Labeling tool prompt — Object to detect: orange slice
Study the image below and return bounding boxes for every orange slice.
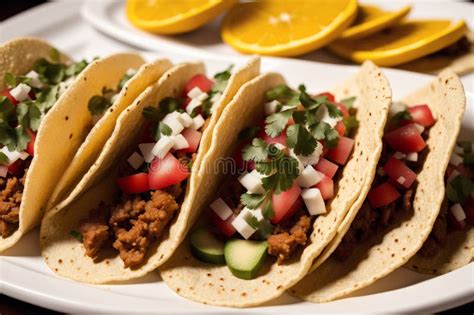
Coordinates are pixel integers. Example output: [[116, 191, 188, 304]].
[[126, 0, 237, 34], [329, 20, 468, 67], [340, 4, 411, 40], [220, 0, 357, 57]]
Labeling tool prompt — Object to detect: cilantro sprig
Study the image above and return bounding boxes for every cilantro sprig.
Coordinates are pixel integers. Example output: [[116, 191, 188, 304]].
[[142, 97, 183, 141], [446, 175, 474, 204]]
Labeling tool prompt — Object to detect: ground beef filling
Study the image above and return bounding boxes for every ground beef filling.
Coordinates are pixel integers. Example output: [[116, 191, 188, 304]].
[[268, 211, 312, 264], [0, 170, 27, 238], [79, 186, 181, 268], [418, 198, 450, 258]]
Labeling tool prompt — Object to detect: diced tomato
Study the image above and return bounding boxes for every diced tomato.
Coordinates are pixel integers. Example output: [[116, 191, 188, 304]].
[[260, 129, 287, 147], [287, 117, 295, 126], [336, 103, 350, 118], [408, 105, 435, 127], [326, 136, 354, 165], [117, 173, 149, 194], [335, 121, 346, 136], [271, 184, 301, 224], [280, 197, 304, 223], [317, 92, 335, 102], [322, 147, 329, 156], [209, 211, 236, 237], [182, 97, 191, 110], [177, 128, 202, 154], [141, 122, 155, 143], [7, 159, 24, 176], [384, 124, 426, 153], [464, 197, 474, 225], [26, 129, 36, 156], [1, 89, 18, 105], [183, 74, 213, 96], [368, 182, 401, 208], [448, 208, 466, 230], [314, 175, 334, 200], [383, 157, 416, 189], [148, 153, 189, 190], [314, 158, 339, 178]]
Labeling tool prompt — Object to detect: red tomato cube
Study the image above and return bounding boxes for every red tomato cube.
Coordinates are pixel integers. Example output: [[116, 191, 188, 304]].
[[183, 74, 213, 96], [314, 175, 334, 200], [335, 121, 346, 136], [368, 182, 401, 208], [1, 89, 18, 105], [316, 92, 335, 102], [178, 128, 202, 153], [336, 102, 350, 118], [260, 128, 288, 147], [209, 211, 236, 237], [384, 124, 426, 153], [7, 159, 24, 176], [271, 184, 301, 224], [408, 105, 435, 127], [326, 136, 354, 165], [314, 158, 339, 178], [26, 129, 36, 156], [383, 157, 417, 189], [117, 173, 149, 195], [148, 153, 189, 190]]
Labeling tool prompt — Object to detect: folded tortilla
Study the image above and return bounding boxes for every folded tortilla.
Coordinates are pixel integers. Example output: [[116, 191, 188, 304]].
[[0, 37, 161, 252], [40, 57, 260, 283], [289, 68, 466, 302], [158, 61, 392, 307]]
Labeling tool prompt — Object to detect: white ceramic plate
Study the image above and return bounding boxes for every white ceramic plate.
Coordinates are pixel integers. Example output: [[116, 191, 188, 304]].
[[0, 1, 473, 313]]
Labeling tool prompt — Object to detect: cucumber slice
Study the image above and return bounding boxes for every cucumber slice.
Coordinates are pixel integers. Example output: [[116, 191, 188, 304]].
[[224, 239, 268, 280], [190, 227, 225, 264]]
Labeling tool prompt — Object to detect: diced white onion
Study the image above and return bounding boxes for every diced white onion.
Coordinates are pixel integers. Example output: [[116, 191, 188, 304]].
[[293, 141, 323, 166], [450, 203, 466, 222], [301, 188, 326, 216], [10, 83, 31, 102], [26, 71, 42, 88], [264, 100, 280, 115], [0, 147, 23, 165], [197, 92, 209, 102], [177, 112, 193, 128], [172, 134, 189, 150], [186, 98, 202, 115], [252, 208, 264, 222], [389, 102, 407, 117], [190, 114, 205, 130], [138, 143, 156, 163], [127, 152, 144, 170], [414, 123, 425, 134], [406, 152, 418, 162], [231, 209, 256, 239], [238, 170, 265, 194], [152, 136, 175, 159], [19, 151, 29, 160], [210, 198, 233, 220], [280, 104, 297, 112], [450, 153, 463, 166], [393, 152, 406, 159], [397, 176, 406, 185], [187, 86, 203, 99], [297, 166, 324, 188], [162, 112, 184, 135]]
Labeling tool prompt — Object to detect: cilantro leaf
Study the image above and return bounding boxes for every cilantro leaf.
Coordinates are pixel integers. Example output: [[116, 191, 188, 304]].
[[299, 87, 317, 108], [266, 84, 297, 102], [287, 124, 317, 156], [244, 214, 260, 230], [340, 96, 356, 109], [260, 154, 299, 194], [389, 110, 412, 127], [35, 85, 59, 113], [117, 71, 135, 90], [446, 175, 474, 204], [159, 122, 172, 137], [160, 97, 181, 114], [0, 152, 8, 165], [343, 116, 359, 135], [50, 48, 60, 63], [326, 103, 342, 118], [241, 193, 266, 209], [88, 95, 112, 116], [65, 60, 88, 77], [265, 109, 292, 137], [69, 230, 83, 242], [212, 65, 233, 93], [142, 106, 161, 121], [262, 199, 274, 219], [325, 128, 339, 148], [238, 126, 260, 140], [242, 138, 268, 162], [0, 96, 16, 122]]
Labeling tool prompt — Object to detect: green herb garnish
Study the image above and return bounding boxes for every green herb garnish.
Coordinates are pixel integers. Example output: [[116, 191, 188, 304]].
[[446, 175, 474, 204], [88, 95, 112, 116], [69, 230, 83, 242]]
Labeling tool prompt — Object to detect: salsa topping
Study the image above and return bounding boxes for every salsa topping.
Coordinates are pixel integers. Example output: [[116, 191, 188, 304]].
[[190, 86, 358, 279], [334, 102, 436, 261], [73, 69, 232, 267]]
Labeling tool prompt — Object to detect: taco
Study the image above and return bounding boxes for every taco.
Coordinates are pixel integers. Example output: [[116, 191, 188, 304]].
[[406, 141, 473, 274], [289, 69, 466, 302], [158, 61, 391, 307], [40, 57, 260, 283], [0, 37, 171, 252]]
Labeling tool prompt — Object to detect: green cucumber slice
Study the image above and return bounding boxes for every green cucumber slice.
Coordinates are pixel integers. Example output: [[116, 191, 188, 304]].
[[190, 227, 225, 264], [224, 239, 268, 280]]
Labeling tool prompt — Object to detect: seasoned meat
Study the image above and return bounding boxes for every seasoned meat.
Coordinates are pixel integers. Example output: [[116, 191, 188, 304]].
[[0, 171, 27, 238], [78, 205, 110, 257], [111, 190, 179, 268], [418, 198, 448, 258], [78, 190, 179, 268], [268, 213, 311, 264]]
